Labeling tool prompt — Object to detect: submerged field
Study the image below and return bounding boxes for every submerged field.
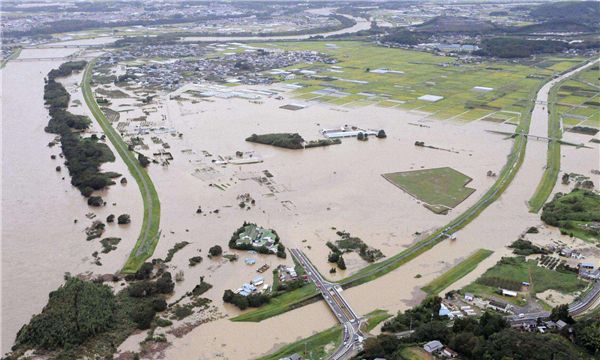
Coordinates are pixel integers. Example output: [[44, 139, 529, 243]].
[[383, 167, 476, 213], [253, 41, 583, 123]]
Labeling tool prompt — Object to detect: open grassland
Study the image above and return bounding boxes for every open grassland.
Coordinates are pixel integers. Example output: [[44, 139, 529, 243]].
[[252, 41, 580, 123], [256, 309, 390, 360], [422, 249, 493, 295], [83, 61, 161, 273], [399, 347, 434, 360], [383, 167, 476, 210], [463, 256, 587, 305]]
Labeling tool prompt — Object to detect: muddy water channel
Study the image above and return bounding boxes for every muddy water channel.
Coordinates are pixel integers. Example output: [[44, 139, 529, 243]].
[[1, 42, 140, 354]]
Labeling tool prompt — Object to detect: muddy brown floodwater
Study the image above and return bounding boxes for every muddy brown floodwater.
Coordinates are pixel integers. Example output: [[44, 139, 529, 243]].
[[1, 40, 142, 354]]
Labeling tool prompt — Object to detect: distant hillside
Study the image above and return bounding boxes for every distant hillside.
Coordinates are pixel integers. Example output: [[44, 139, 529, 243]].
[[530, 1, 600, 26], [511, 21, 597, 34], [415, 16, 497, 33]]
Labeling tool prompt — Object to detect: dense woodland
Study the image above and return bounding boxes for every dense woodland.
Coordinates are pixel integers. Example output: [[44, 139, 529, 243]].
[[541, 189, 600, 237], [9, 264, 180, 359], [44, 61, 119, 197]]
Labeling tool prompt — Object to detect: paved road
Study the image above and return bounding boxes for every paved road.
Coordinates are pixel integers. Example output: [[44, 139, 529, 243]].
[[290, 249, 363, 360]]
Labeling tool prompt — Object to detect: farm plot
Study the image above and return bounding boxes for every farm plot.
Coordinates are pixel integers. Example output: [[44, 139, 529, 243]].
[[382, 167, 475, 214]]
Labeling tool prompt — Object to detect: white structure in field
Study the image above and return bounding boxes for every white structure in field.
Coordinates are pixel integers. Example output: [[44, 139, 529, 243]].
[[418, 94, 444, 102]]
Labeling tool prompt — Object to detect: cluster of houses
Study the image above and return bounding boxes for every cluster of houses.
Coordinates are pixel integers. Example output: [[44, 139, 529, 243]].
[[236, 224, 279, 253], [276, 264, 299, 283], [234, 275, 268, 297], [100, 45, 333, 91]]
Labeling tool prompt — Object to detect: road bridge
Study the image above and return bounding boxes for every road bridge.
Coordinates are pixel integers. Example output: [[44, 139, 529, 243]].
[[290, 249, 364, 360]]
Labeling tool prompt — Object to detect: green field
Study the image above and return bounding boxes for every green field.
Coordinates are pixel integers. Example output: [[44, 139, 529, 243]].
[[463, 256, 587, 305], [232, 283, 319, 322], [422, 249, 493, 295], [555, 65, 600, 128], [251, 41, 579, 123], [383, 167, 476, 210], [83, 61, 161, 273], [256, 309, 390, 360]]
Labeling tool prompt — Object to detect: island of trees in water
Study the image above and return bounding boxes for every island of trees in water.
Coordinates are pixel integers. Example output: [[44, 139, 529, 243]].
[[44, 61, 119, 197]]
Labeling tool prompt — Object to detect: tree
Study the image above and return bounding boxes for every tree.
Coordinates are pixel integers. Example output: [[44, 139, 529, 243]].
[[131, 304, 155, 330], [357, 132, 364, 141], [337, 255, 346, 270], [208, 245, 222, 257], [550, 304, 574, 324], [87, 196, 103, 207], [106, 214, 115, 223], [155, 273, 174, 294], [152, 298, 167, 312], [117, 214, 131, 224], [328, 252, 340, 263], [574, 317, 600, 354], [276, 243, 286, 258], [376, 129, 387, 138], [14, 278, 116, 350], [562, 173, 570, 185]]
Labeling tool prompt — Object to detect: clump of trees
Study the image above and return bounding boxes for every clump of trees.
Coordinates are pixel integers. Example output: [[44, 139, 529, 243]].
[[43, 61, 118, 198], [117, 214, 131, 224], [474, 37, 568, 58], [14, 278, 116, 350], [245, 133, 305, 149], [222, 289, 270, 310], [208, 245, 223, 257], [508, 238, 547, 256], [541, 189, 600, 237]]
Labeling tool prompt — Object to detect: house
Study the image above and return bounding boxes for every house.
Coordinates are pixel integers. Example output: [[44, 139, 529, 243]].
[[487, 299, 512, 313], [464, 293, 474, 301], [423, 340, 444, 353], [556, 320, 568, 331], [439, 303, 452, 317], [442, 347, 459, 358]]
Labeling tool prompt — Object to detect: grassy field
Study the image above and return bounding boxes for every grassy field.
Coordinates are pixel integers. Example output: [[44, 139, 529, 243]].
[[399, 347, 434, 360], [251, 41, 578, 123], [463, 256, 587, 305], [232, 283, 319, 322], [256, 309, 390, 360], [383, 167, 476, 210], [83, 61, 161, 273], [422, 249, 493, 295]]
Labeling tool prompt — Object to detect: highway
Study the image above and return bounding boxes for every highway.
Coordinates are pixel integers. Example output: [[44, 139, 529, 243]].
[[290, 249, 363, 360]]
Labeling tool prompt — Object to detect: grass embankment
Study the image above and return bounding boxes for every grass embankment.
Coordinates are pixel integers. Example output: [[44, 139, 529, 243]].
[[232, 283, 318, 322], [82, 61, 161, 273], [256, 309, 390, 360], [422, 249, 493, 295], [528, 59, 597, 212], [463, 256, 587, 306], [0, 47, 21, 69]]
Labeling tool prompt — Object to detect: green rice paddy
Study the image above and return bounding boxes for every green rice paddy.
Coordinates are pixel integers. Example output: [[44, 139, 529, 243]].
[[251, 41, 583, 123]]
